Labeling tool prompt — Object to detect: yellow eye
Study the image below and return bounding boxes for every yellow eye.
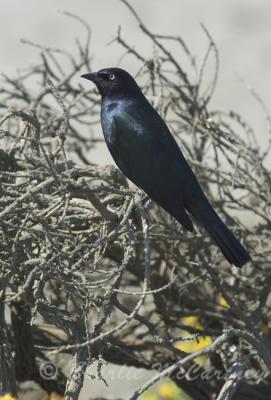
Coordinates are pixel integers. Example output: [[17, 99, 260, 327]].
[[109, 74, 115, 80]]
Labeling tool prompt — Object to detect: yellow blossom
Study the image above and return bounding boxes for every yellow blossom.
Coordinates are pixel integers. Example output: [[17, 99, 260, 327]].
[[157, 380, 177, 398], [218, 296, 230, 309], [175, 315, 213, 365], [182, 316, 204, 331], [0, 394, 17, 400]]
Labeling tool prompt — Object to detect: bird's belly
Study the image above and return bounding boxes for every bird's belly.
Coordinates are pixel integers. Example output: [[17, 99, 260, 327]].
[[102, 127, 154, 189], [107, 130, 145, 175]]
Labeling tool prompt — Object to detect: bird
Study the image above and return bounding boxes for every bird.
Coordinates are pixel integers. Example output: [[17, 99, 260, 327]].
[[81, 68, 251, 268]]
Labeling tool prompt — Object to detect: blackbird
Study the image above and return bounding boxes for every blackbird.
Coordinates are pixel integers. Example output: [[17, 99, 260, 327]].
[[81, 68, 250, 267]]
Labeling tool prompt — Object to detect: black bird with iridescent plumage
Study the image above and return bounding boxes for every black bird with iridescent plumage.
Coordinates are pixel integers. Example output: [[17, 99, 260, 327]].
[[81, 68, 250, 268]]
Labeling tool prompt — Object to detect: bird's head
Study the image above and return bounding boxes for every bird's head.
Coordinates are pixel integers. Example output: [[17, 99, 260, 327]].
[[81, 68, 142, 99]]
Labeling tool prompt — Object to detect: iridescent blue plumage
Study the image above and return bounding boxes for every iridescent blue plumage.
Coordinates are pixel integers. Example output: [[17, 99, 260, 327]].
[[101, 98, 144, 144]]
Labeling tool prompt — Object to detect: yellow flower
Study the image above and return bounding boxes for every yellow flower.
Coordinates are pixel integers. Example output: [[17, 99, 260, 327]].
[[218, 296, 230, 309], [176, 315, 213, 365], [182, 316, 203, 330], [157, 380, 177, 398], [0, 394, 17, 400], [142, 392, 158, 400], [176, 336, 212, 366]]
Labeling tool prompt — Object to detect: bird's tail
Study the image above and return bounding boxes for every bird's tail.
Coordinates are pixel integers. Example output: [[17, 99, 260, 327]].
[[189, 201, 251, 268]]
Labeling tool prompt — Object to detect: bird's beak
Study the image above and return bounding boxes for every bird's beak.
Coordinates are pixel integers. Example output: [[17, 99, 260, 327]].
[[81, 71, 105, 95], [81, 72, 98, 82]]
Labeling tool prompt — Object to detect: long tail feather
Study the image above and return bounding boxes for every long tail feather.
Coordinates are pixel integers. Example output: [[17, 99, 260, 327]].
[[190, 201, 251, 267]]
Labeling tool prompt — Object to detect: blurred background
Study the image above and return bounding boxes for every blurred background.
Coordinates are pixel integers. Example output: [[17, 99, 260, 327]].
[[1, 1, 270, 399]]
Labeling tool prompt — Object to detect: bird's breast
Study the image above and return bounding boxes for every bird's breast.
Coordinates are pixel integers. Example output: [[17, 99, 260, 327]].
[[101, 98, 144, 145]]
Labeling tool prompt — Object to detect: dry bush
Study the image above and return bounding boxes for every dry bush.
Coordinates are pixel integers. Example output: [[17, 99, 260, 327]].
[[0, 3, 271, 400]]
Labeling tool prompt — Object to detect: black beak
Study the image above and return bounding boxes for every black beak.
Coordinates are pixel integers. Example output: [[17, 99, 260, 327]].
[[81, 72, 98, 82]]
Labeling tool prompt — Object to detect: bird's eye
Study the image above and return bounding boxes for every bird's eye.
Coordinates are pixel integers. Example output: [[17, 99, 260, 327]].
[[109, 74, 115, 80]]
